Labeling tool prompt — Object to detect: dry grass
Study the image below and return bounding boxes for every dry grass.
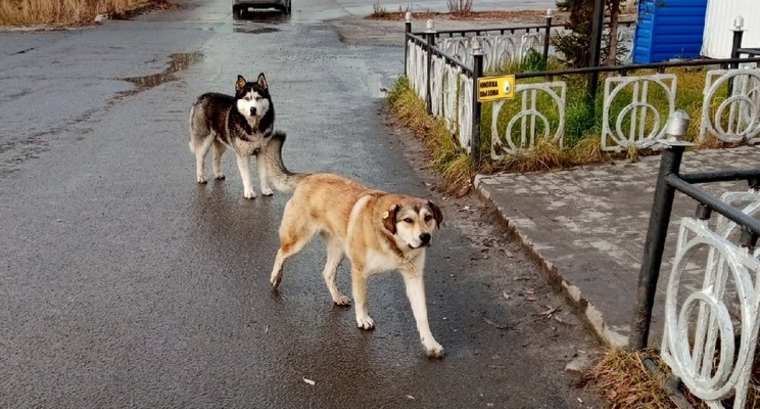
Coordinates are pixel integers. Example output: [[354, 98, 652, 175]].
[[496, 139, 569, 173], [588, 349, 682, 409], [388, 77, 472, 193], [446, 0, 473, 17], [588, 347, 760, 409], [0, 0, 162, 26], [369, 0, 388, 19], [567, 137, 610, 165]]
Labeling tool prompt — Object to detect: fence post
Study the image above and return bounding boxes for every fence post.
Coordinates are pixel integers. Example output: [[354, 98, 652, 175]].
[[730, 16, 745, 68], [404, 12, 412, 77], [425, 19, 436, 114], [728, 16, 745, 96], [543, 9, 554, 68], [471, 40, 484, 169], [628, 111, 692, 351]]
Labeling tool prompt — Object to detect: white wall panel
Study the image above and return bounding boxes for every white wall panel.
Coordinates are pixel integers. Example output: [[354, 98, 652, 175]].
[[702, 0, 760, 58]]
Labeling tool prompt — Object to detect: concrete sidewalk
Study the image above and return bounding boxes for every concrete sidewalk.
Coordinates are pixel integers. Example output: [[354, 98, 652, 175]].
[[475, 146, 760, 347]]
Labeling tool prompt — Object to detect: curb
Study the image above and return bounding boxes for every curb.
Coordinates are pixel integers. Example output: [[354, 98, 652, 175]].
[[474, 174, 628, 348]]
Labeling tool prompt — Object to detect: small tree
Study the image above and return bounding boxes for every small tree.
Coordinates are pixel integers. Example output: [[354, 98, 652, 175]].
[[447, 0, 473, 16], [551, 0, 626, 67], [552, 0, 596, 68]]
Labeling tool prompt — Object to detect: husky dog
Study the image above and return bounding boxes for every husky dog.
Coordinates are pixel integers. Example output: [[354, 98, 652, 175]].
[[260, 131, 446, 358], [189, 73, 274, 199]]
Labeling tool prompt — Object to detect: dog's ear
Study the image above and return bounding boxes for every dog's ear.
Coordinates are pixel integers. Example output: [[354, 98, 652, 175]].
[[382, 204, 400, 235], [428, 200, 443, 229], [236, 75, 247, 92], [257, 73, 268, 90]]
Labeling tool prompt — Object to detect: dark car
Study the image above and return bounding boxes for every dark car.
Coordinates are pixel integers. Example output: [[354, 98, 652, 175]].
[[233, 0, 291, 17]]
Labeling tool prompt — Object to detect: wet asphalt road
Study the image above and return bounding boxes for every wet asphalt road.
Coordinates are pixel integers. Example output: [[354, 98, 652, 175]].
[[0, 1, 597, 408]]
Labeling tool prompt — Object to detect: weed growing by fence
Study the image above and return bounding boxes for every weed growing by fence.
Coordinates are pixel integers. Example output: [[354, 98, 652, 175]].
[[388, 77, 472, 192]]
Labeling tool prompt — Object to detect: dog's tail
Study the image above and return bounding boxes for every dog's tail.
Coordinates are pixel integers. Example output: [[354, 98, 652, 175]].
[[261, 131, 306, 192]]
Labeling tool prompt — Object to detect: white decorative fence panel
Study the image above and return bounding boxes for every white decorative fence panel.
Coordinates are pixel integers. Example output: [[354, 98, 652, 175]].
[[406, 40, 427, 101], [661, 191, 760, 408], [491, 81, 566, 159], [602, 74, 677, 152], [438, 33, 544, 72], [458, 77, 474, 153], [699, 68, 760, 144], [430, 55, 444, 117], [442, 63, 460, 134]]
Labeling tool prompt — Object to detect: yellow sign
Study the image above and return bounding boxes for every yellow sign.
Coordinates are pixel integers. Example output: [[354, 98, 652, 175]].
[[477, 75, 516, 102]]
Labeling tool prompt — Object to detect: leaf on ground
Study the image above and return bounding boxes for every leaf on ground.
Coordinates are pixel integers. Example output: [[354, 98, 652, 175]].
[[539, 307, 560, 318], [483, 316, 513, 330], [302, 377, 315, 386]]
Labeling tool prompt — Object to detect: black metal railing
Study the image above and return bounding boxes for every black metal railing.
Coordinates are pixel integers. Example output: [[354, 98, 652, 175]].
[[628, 143, 760, 351], [411, 19, 637, 38], [738, 48, 760, 57], [403, 16, 760, 170], [405, 28, 481, 165]]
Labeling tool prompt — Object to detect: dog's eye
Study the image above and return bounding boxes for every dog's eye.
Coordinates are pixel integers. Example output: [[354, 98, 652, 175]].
[[244, 96, 251, 101], [403, 218, 414, 224], [424, 214, 433, 222], [255, 96, 263, 101]]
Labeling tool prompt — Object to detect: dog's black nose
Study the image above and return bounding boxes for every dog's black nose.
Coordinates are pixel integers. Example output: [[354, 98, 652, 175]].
[[250, 107, 257, 116], [419, 233, 431, 245]]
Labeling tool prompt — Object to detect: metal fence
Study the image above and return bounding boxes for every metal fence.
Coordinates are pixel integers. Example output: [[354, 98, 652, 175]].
[[628, 126, 760, 407], [404, 15, 760, 169]]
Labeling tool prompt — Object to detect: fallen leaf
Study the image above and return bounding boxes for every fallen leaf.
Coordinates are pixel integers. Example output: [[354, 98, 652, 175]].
[[502, 291, 510, 300], [483, 316, 512, 330], [406, 395, 415, 400], [539, 307, 560, 318], [303, 377, 315, 386], [525, 296, 537, 302]]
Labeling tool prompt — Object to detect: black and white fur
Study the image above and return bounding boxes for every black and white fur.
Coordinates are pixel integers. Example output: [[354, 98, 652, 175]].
[[188, 73, 275, 199]]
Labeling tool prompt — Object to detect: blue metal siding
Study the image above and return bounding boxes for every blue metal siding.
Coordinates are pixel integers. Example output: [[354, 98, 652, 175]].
[[633, 0, 708, 63]]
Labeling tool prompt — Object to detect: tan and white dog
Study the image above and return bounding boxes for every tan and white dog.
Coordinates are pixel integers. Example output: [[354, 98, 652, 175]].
[[262, 131, 446, 358]]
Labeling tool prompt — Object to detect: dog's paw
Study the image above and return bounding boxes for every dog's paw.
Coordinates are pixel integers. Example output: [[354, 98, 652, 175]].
[[423, 340, 445, 359], [270, 272, 282, 288], [215, 173, 225, 180], [356, 315, 375, 330], [333, 295, 351, 306], [244, 190, 257, 200], [197, 175, 208, 184], [261, 187, 274, 196]]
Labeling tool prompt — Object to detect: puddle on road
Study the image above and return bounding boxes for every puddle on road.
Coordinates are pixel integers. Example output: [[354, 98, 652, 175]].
[[123, 52, 204, 93], [338, 57, 387, 99], [233, 26, 280, 34]]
